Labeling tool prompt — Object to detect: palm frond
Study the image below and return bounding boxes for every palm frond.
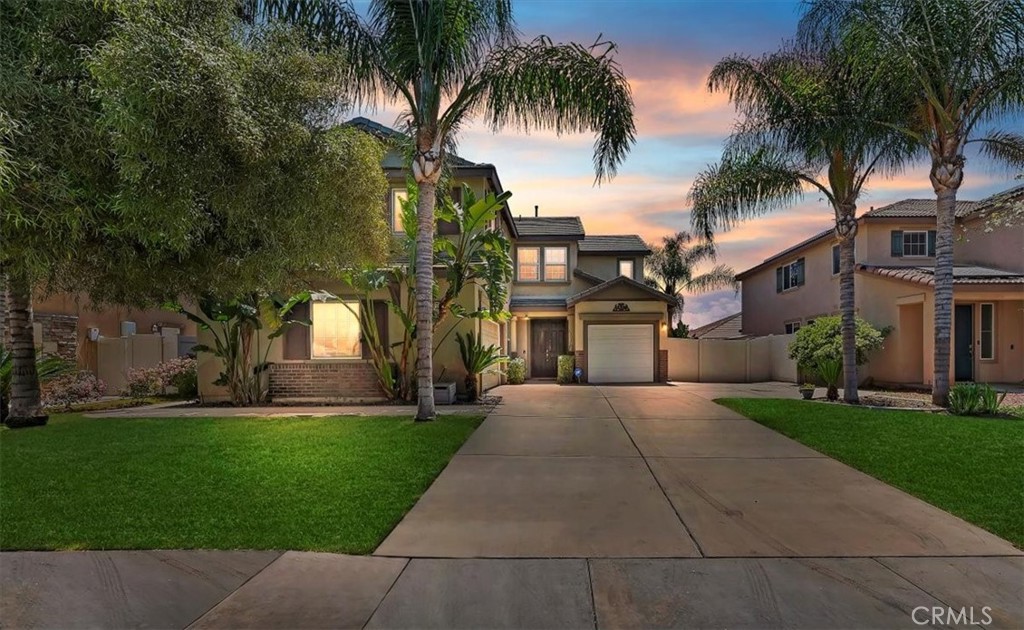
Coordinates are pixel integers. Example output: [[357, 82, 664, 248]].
[[970, 131, 1024, 169], [688, 149, 806, 240], [475, 35, 636, 183], [686, 265, 739, 294]]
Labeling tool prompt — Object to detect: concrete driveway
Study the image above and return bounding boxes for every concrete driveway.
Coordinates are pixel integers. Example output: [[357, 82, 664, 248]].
[[376, 382, 1018, 559]]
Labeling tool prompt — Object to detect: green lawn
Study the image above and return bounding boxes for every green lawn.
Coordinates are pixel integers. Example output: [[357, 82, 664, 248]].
[[0, 413, 483, 553], [718, 398, 1024, 548]]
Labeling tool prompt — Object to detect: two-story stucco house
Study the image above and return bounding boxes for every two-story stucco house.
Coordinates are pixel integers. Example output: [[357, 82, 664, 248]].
[[738, 185, 1024, 386], [197, 118, 670, 402]]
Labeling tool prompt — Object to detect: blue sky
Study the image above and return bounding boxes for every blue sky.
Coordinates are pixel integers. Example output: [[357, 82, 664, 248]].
[[355, 1, 1018, 327]]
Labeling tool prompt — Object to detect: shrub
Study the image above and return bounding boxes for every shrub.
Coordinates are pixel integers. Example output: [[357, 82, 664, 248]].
[[556, 355, 575, 384], [815, 359, 842, 401], [123, 357, 198, 399], [949, 383, 1006, 416], [42, 371, 107, 410], [506, 356, 526, 384], [788, 316, 888, 372]]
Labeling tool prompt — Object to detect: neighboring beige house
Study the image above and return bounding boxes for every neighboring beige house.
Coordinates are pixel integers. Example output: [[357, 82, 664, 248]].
[[739, 185, 1024, 386], [689, 312, 747, 339], [198, 118, 671, 402]]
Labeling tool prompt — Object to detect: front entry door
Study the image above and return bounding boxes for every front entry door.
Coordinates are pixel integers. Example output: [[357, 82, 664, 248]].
[[530, 319, 567, 378], [954, 304, 974, 382]]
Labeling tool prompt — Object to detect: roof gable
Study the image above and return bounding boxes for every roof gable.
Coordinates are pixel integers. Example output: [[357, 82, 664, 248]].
[[566, 275, 674, 306]]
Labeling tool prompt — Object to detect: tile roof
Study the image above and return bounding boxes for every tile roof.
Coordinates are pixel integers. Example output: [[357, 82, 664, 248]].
[[566, 275, 675, 306], [858, 264, 1024, 286], [346, 117, 479, 167], [864, 199, 983, 218], [689, 312, 747, 339], [509, 296, 567, 310], [512, 216, 585, 239], [578, 235, 652, 255], [573, 268, 606, 285]]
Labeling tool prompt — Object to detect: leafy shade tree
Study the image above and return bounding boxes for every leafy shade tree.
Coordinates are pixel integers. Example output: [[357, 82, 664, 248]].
[[788, 315, 889, 399], [688, 44, 914, 404], [257, 0, 636, 420], [1, 1, 389, 424], [801, 0, 1024, 406], [644, 232, 736, 330]]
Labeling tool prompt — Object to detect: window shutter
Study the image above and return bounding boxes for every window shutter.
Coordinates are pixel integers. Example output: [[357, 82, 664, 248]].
[[927, 230, 936, 256], [282, 302, 310, 360], [438, 186, 462, 235], [776, 267, 783, 293], [891, 231, 904, 257], [832, 245, 841, 275], [360, 301, 390, 359], [796, 258, 806, 286]]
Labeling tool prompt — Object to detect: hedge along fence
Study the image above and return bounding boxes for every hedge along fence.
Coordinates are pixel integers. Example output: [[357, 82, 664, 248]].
[[665, 335, 797, 383]]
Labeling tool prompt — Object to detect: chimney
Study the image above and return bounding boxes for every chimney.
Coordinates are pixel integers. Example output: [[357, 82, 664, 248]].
[[534, 205, 539, 217]]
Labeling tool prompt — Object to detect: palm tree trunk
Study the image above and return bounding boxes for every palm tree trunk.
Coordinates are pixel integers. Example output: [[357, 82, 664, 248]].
[[930, 154, 963, 407], [414, 180, 438, 421], [839, 233, 858, 403], [5, 269, 47, 428]]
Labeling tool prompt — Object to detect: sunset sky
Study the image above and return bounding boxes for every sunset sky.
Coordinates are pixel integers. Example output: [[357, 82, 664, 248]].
[[355, 0, 1017, 327]]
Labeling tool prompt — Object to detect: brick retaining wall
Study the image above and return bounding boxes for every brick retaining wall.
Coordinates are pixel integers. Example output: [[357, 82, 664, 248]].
[[35, 312, 79, 361], [269, 361, 383, 401]]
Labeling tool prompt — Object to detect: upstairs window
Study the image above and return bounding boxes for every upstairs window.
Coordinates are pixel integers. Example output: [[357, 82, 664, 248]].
[[785, 321, 802, 334], [891, 230, 936, 257], [776, 258, 805, 292], [618, 258, 635, 279], [517, 247, 540, 281], [544, 247, 568, 281]]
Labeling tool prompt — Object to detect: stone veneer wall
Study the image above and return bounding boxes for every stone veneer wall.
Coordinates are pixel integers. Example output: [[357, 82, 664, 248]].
[[268, 362, 383, 401], [34, 313, 79, 361]]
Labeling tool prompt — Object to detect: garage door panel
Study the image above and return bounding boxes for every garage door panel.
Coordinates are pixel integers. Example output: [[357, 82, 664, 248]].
[[588, 324, 654, 383]]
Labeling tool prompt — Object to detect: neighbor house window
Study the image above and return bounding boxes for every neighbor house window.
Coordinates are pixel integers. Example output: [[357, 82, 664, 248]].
[[391, 188, 408, 232], [902, 230, 928, 257], [311, 301, 361, 358], [517, 247, 540, 281], [784, 321, 801, 334], [618, 258, 634, 278], [980, 303, 995, 360], [776, 258, 805, 292], [832, 245, 841, 275], [544, 247, 568, 281]]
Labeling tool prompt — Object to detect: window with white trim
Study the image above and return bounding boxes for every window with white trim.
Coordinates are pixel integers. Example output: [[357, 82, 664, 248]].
[[311, 301, 361, 359], [777, 258, 804, 292], [902, 230, 928, 257], [980, 303, 995, 360], [784, 321, 801, 334], [517, 247, 540, 281], [543, 247, 568, 281], [391, 188, 408, 233], [618, 258, 634, 278]]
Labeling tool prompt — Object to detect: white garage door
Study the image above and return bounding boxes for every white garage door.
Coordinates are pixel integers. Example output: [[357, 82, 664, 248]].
[[587, 324, 654, 383]]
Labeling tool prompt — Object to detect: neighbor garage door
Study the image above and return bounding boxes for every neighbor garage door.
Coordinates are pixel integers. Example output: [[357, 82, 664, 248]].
[[587, 324, 654, 383]]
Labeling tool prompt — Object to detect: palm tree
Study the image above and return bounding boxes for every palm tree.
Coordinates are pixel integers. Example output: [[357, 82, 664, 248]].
[[801, 0, 1024, 405], [255, 0, 636, 420], [688, 43, 915, 403], [645, 232, 736, 330]]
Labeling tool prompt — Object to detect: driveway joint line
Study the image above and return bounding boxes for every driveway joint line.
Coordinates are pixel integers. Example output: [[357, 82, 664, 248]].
[[599, 388, 707, 558], [585, 559, 599, 630], [183, 551, 285, 630], [870, 557, 959, 612], [361, 557, 411, 630]]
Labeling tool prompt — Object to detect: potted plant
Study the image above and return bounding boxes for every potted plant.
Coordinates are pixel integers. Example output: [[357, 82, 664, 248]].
[[799, 383, 816, 400]]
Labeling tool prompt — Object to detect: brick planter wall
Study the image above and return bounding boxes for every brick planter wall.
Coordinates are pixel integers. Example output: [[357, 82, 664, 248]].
[[658, 349, 669, 383], [269, 361, 384, 401], [574, 350, 586, 383]]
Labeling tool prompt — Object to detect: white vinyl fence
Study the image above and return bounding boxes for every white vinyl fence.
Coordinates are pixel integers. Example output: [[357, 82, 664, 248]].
[[665, 334, 797, 383]]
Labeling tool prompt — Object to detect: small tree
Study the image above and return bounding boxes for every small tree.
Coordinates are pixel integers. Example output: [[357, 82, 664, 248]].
[[180, 293, 311, 406], [788, 316, 888, 394], [456, 331, 505, 402]]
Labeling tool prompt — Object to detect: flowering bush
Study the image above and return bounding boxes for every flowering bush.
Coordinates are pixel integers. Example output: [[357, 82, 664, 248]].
[[123, 357, 198, 399], [42, 371, 107, 410]]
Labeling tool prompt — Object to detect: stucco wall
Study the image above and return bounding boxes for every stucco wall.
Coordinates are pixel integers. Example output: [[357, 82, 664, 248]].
[[957, 216, 1024, 272], [577, 254, 642, 282]]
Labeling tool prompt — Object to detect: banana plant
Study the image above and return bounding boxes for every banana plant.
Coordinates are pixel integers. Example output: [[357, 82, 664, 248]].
[[176, 292, 310, 405]]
